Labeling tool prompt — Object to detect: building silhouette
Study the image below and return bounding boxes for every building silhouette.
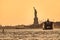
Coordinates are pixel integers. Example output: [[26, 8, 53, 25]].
[[54, 22, 60, 28], [43, 19, 53, 30]]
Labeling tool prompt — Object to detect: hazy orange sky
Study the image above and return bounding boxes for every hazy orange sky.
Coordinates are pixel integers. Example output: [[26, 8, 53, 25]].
[[0, 0, 60, 26]]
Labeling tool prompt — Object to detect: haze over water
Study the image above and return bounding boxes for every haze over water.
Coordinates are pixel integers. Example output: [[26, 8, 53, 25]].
[[0, 0, 60, 26]]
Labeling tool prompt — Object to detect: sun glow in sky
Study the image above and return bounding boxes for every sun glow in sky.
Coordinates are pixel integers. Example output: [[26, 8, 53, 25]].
[[0, 0, 60, 25]]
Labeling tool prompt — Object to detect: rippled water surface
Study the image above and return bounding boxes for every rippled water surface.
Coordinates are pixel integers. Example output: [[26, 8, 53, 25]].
[[0, 29, 60, 40]]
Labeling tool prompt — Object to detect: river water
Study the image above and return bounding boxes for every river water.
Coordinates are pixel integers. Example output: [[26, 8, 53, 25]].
[[0, 29, 60, 40]]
